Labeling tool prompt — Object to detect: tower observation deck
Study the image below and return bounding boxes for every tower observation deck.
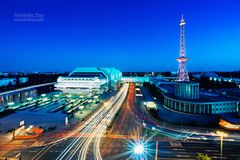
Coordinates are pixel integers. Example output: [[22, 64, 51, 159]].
[[176, 15, 189, 81]]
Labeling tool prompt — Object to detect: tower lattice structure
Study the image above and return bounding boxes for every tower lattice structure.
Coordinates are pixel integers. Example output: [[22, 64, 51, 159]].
[[176, 15, 189, 81]]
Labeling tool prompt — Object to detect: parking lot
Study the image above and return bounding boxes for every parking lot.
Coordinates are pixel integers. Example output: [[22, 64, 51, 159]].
[[0, 90, 114, 144]]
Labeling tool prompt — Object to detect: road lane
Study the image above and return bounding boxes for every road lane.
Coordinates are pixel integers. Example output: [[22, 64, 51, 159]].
[[29, 83, 129, 160]]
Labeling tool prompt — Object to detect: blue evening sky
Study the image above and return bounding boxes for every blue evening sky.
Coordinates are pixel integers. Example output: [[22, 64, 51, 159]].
[[0, 0, 240, 72]]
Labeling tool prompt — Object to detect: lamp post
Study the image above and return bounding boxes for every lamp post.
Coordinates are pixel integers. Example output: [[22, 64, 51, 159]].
[[216, 131, 228, 160]]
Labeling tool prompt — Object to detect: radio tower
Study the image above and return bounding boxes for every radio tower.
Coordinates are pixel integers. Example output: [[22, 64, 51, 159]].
[[176, 15, 189, 81]]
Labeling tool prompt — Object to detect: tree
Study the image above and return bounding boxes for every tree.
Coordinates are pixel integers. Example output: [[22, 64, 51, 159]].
[[196, 153, 212, 160]]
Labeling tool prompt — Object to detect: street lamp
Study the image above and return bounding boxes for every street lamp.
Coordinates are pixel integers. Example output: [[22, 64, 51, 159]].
[[216, 131, 228, 160], [7, 102, 15, 106], [27, 97, 33, 101], [41, 94, 46, 97]]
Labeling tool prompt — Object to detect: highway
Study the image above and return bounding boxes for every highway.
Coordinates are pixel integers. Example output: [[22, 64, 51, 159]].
[[110, 82, 142, 136], [12, 83, 129, 160], [101, 83, 144, 159], [137, 86, 240, 142], [100, 83, 240, 160], [3, 82, 240, 160], [138, 85, 240, 159]]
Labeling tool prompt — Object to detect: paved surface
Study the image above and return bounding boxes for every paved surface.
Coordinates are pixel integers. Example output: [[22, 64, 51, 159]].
[[0, 89, 115, 158], [101, 83, 143, 159], [100, 83, 240, 160], [1, 83, 240, 160], [2, 84, 129, 160]]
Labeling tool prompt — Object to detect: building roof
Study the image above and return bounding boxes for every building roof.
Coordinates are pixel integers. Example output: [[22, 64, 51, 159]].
[[67, 67, 122, 81], [175, 81, 199, 85], [160, 83, 240, 103], [69, 67, 102, 76]]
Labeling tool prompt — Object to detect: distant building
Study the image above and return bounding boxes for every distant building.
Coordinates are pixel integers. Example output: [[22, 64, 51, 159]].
[[54, 67, 122, 94], [0, 72, 9, 76], [121, 76, 150, 83], [192, 72, 240, 86], [0, 77, 28, 87], [0, 83, 54, 112], [19, 77, 28, 84], [0, 78, 16, 87], [192, 72, 220, 79], [0, 88, 37, 112]]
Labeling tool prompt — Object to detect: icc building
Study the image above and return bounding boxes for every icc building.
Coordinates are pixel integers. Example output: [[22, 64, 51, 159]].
[[55, 67, 122, 94]]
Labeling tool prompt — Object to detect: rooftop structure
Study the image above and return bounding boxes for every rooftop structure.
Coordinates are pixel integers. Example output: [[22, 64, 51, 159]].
[[162, 83, 239, 115], [175, 81, 199, 99]]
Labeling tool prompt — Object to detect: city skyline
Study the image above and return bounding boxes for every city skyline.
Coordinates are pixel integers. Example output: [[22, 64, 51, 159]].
[[1, 0, 240, 72], [1, 1, 240, 160]]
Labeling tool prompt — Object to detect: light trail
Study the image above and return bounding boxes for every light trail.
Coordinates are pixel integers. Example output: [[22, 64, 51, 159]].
[[57, 83, 129, 160], [32, 83, 129, 160], [93, 86, 129, 160]]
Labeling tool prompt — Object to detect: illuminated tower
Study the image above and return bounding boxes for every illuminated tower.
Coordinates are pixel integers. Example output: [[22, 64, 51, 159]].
[[176, 15, 189, 81]]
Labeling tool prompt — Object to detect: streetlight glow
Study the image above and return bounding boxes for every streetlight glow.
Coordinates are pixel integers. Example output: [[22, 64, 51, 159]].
[[216, 131, 228, 137], [27, 97, 33, 101], [134, 143, 144, 154], [7, 102, 15, 106]]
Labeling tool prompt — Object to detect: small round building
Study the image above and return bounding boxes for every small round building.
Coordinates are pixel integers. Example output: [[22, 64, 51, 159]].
[[155, 16, 240, 126], [162, 82, 239, 115]]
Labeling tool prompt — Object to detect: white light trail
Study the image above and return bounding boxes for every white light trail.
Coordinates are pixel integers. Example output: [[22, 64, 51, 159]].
[[36, 83, 130, 160]]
